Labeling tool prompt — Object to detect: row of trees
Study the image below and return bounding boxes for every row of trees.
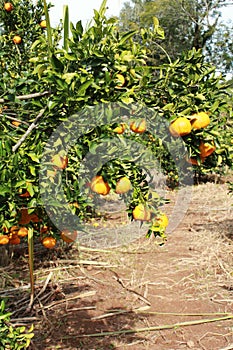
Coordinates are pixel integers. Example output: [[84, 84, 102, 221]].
[[119, 0, 233, 75], [0, 0, 232, 261]]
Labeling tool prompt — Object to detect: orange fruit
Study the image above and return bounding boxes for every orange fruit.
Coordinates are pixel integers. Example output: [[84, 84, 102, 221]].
[[68, 202, 79, 208], [130, 119, 146, 134], [132, 204, 151, 221], [169, 117, 192, 137], [185, 156, 205, 165], [199, 141, 216, 157], [13, 35, 22, 44], [61, 230, 77, 243], [4, 2, 13, 12], [9, 225, 19, 233], [90, 175, 110, 195], [19, 190, 30, 198], [115, 176, 131, 194], [40, 20, 46, 28], [11, 120, 21, 127], [40, 226, 49, 233], [190, 112, 210, 130], [18, 208, 40, 225], [52, 154, 68, 170], [0, 235, 9, 245], [154, 213, 169, 228], [42, 236, 56, 249], [9, 236, 21, 245], [113, 123, 126, 134], [115, 74, 125, 88], [17, 227, 28, 238]]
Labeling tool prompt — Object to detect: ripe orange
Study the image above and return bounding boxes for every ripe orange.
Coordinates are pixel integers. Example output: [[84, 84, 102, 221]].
[[40, 226, 49, 234], [154, 213, 169, 228], [132, 203, 151, 221], [115, 176, 131, 194], [190, 112, 210, 130], [130, 119, 146, 134], [11, 120, 21, 127], [13, 35, 22, 44], [90, 175, 110, 195], [40, 20, 46, 28], [4, 2, 13, 12], [19, 190, 31, 198], [113, 123, 126, 134], [17, 227, 28, 238], [199, 141, 216, 157], [61, 230, 77, 243], [9, 225, 19, 233], [169, 117, 192, 137], [42, 236, 56, 249], [18, 208, 40, 225], [115, 74, 125, 88], [0, 235, 9, 245], [52, 154, 68, 170], [185, 156, 205, 165], [9, 236, 21, 245]]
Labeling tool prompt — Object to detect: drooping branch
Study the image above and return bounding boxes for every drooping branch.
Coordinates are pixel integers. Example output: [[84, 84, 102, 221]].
[[0, 91, 51, 104], [12, 108, 46, 152]]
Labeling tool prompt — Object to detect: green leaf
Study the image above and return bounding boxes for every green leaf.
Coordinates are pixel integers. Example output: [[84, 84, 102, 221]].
[[99, 0, 107, 17], [27, 153, 40, 163], [77, 80, 93, 96], [63, 5, 69, 51], [119, 30, 137, 45], [26, 182, 34, 197], [51, 54, 64, 72]]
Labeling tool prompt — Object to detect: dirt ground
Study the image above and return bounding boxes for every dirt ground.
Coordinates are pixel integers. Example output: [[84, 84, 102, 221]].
[[1, 181, 233, 350]]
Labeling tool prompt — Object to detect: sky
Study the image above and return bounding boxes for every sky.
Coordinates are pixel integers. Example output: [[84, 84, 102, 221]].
[[48, 0, 233, 27], [49, 0, 124, 27]]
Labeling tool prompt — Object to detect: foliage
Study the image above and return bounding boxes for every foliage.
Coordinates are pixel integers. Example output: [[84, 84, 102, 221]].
[[0, 0, 232, 260], [0, 300, 34, 349], [118, 0, 233, 74]]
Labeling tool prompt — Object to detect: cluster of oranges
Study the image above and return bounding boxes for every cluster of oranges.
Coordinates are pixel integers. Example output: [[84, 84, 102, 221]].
[[3, 2, 46, 45], [89, 175, 169, 231], [169, 112, 215, 164], [113, 119, 146, 135], [131, 203, 169, 231], [0, 225, 28, 246], [90, 175, 131, 196]]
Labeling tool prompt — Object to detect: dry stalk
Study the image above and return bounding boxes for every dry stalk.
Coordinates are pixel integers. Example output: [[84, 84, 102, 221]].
[[74, 314, 233, 338]]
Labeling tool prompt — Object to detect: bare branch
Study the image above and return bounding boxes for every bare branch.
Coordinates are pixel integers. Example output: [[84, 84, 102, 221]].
[[0, 91, 51, 104], [0, 114, 29, 126], [12, 108, 46, 152]]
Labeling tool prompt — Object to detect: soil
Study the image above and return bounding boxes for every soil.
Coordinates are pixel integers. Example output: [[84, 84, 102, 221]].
[[1, 181, 233, 350]]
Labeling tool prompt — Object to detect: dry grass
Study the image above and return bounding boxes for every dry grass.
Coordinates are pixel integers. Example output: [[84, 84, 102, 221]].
[[1, 181, 233, 349]]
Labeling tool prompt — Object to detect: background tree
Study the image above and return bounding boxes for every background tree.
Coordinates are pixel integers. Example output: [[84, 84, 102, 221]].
[[119, 0, 233, 75]]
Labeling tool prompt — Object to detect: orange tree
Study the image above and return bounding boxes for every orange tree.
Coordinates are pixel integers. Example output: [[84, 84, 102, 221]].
[[0, 0, 232, 256]]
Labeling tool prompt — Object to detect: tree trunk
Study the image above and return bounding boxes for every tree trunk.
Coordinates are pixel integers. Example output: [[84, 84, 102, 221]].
[[0, 246, 10, 266]]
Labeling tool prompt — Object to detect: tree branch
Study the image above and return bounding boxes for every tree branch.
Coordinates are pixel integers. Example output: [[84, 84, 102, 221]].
[[0, 114, 29, 126], [0, 91, 51, 103], [12, 108, 46, 152]]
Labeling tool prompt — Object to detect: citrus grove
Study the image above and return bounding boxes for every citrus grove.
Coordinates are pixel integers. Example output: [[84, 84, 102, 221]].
[[0, 0, 232, 258]]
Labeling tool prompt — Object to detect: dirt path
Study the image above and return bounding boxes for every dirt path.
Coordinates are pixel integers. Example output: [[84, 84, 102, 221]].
[[3, 182, 233, 350]]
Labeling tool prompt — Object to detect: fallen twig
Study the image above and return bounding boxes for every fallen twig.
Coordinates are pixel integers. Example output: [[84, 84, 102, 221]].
[[34, 272, 53, 302], [112, 270, 151, 306], [43, 290, 97, 310], [75, 314, 233, 338]]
